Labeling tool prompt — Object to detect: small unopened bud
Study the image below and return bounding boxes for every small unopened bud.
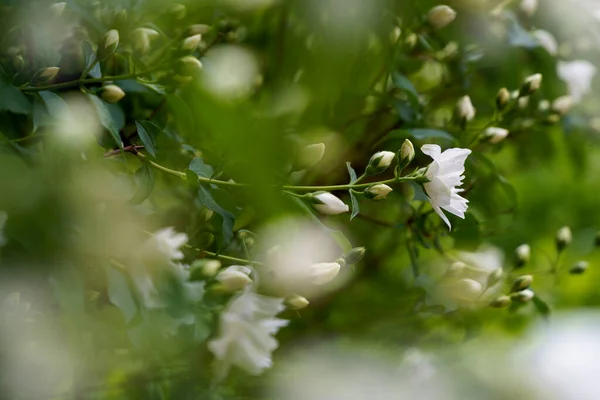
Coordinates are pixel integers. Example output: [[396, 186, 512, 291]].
[[490, 295, 511, 308], [512, 289, 534, 302], [345, 247, 366, 264], [447, 261, 466, 275], [101, 29, 120, 57], [483, 127, 509, 144], [39, 67, 60, 81], [310, 192, 349, 215], [511, 275, 533, 292], [294, 143, 325, 170], [366, 151, 395, 175], [570, 261, 589, 275], [457, 278, 483, 298], [100, 84, 125, 103], [519, 73, 542, 96], [176, 56, 203, 77], [390, 27, 401, 43], [496, 87, 510, 110], [551, 95, 574, 115], [49, 2, 66, 18], [132, 28, 159, 55], [487, 268, 503, 288], [556, 226, 572, 252], [215, 265, 253, 292], [520, 0, 538, 16], [181, 34, 201, 52], [456, 95, 476, 122], [518, 96, 530, 109], [397, 139, 415, 171], [310, 262, 341, 285], [427, 5, 457, 30], [405, 33, 418, 49], [168, 3, 186, 20], [286, 294, 309, 309], [365, 184, 393, 200], [538, 99, 550, 112], [515, 244, 531, 268], [201, 260, 222, 277], [187, 24, 211, 36]]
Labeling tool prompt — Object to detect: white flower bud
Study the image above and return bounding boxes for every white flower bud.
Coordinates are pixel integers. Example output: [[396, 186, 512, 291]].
[[532, 29, 558, 55], [176, 56, 203, 77], [132, 28, 159, 55], [456, 278, 483, 298], [427, 5, 457, 30], [39, 67, 60, 81], [310, 262, 341, 285], [551, 95, 574, 115], [447, 261, 466, 275], [187, 24, 211, 36], [538, 99, 550, 112], [556, 226, 572, 252], [202, 259, 222, 277], [398, 139, 415, 170], [487, 268, 504, 288], [285, 294, 309, 309], [570, 261, 589, 275], [483, 127, 509, 144], [102, 29, 120, 56], [490, 295, 511, 308], [168, 3, 187, 20], [515, 244, 531, 267], [496, 87, 510, 110], [511, 275, 533, 292], [520, 73, 542, 96], [294, 143, 325, 170], [49, 2, 66, 18], [365, 184, 393, 200], [518, 96, 530, 109], [216, 265, 253, 292], [100, 84, 125, 103], [366, 151, 395, 175], [520, 0, 538, 16], [311, 192, 349, 215], [512, 288, 534, 302], [181, 34, 202, 52], [456, 95, 476, 121]]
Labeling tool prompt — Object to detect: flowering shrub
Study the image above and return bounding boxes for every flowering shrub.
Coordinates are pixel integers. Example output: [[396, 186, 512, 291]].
[[1, 0, 600, 398]]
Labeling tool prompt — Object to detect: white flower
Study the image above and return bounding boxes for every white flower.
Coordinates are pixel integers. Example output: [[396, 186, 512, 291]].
[[312, 192, 349, 215], [484, 127, 509, 144], [310, 262, 341, 285], [456, 95, 476, 121], [557, 60, 597, 103], [421, 144, 471, 229], [366, 184, 393, 200], [0, 212, 7, 248], [427, 5, 457, 29], [532, 29, 557, 55], [520, 0, 538, 16], [208, 290, 288, 376], [140, 227, 187, 265], [216, 265, 254, 292], [552, 95, 574, 115]]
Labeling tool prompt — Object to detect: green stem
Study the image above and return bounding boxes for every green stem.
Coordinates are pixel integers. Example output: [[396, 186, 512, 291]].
[[201, 249, 261, 266]]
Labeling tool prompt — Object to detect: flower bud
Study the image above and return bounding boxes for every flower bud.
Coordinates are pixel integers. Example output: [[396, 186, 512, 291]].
[[427, 5, 457, 30], [366, 151, 395, 175], [13, 55, 24, 71], [447, 261, 466, 275], [202, 260, 222, 277], [456, 95, 476, 122], [520, 0, 538, 16], [487, 268, 503, 288], [39, 67, 60, 82], [285, 294, 309, 310], [490, 295, 511, 308], [100, 84, 125, 103], [496, 87, 510, 110], [132, 28, 159, 55], [483, 127, 509, 144], [365, 184, 393, 200], [551, 95, 574, 115], [397, 139, 415, 171], [515, 244, 531, 268], [511, 275, 533, 292], [310, 192, 349, 215], [175, 56, 203, 77], [511, 289, 534, 302], [187, 24, 211, 36], [294, 143, 325, 170], [167, 3, 186, 20], [215, 265, 253, 292], [538, 99, 550, 112], [344, 247, 366, 265], [570, 261, 589, 275], [556, 226, 572, 252], [49, 2, 66, 18], [310, 262, 341, 285], [519, 73, 542, 96], [457, 278, 483, 298], [390, 26, 401, 44], [518, 96, 529, 109], [181, 34, 202, 52], [101, 29, 120, 58]]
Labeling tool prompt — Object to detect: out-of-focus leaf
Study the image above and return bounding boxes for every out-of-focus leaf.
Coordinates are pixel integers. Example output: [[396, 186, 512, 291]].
[[0, 72, 31, 115], [106, 265, 138, 323], [129, 164, 155, 205], [135, 120, 159, 158], [82, 41, 102, 79], [87, 93, 122, 148], [197, 184, 235, 249], [194, 311, 212, 343], [533, 295, 551, 318], [346, 161, 357, 184], [189, 158, 215, 178], [376, 129, 455, 148], [39, 91, 68, 118], [349, 190, 359, 221], [392, 72, 419, 106]]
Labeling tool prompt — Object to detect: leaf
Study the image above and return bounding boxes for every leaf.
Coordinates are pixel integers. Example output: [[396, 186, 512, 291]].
[[39, 91, 69, 118], [106, 265, 138, 323], [349, 190, 359, 221], [532, 295, 551, 318], [129, 164, 155, 205], [189, 158, 215, 179], [346, 161, 357, 184], [405, 128, 455, 141], [82, 41, 102, 79], [0, 72, 31, 115], [135, 120, 159, 158], [392, 72, 419, 106], [193, 311, 212, 343], [87, 93, 122, 148], [197, 184, 236, 249]]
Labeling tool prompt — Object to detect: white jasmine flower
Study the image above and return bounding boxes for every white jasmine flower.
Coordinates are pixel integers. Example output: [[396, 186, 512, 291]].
[[456, 95, 476, 121], [140, 227, 188, 266], [311, 192, 349, 215], [483, 127, 509, 144], [208, 290, 288, 377], [310, 262, 341, 285], [557, 60, 597, 103], [427, 5, 457, 30], [520, 0, 538, 16], [421, 144, 471, 230], [216, 265, 254, 292], [532, 29, 558, 55], [552, 95, 574, 115]]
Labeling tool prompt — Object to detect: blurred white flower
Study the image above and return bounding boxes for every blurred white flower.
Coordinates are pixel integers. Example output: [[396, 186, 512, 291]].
[[208, 290, 288, 377], [483, 127, 509, 144], [552, 95, 574, 115], [216, 265, 254, 292], [421, 144, 471, 230], [311, 192, 349, 215], [0, 212, 7, 248], [557, 60, 597, 103], [520, 0, 538, 16], [427, 5, 457, 30], [140, 227, 187, 266], [532, 29, 558, 55], [202, 46, 260, 101], [456, 95, 476, 121]]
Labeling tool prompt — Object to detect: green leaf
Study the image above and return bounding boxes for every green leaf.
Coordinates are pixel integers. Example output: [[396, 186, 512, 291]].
[[87, 93, 122, 148], [129, 164, 155, 205], [346, 161, 357, 184], [349, 191, 359, 221], [405, 128, 455, 141], [106, 265, 138, 323], [39, 91, 69, 118], [193, 311, 212, 343], [392, 72, 419, 106], [189, 158, 215, 179], [0, 72, 31, 115], [135, 120, 159, 158], [197, 184, 235, 249], [82, 41, 102, 79], [532, 295, 551, 318]]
